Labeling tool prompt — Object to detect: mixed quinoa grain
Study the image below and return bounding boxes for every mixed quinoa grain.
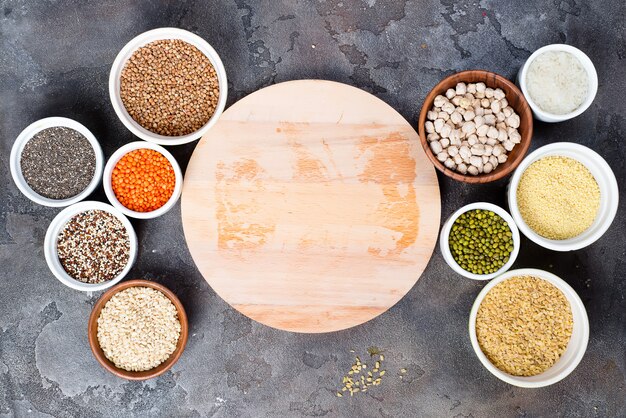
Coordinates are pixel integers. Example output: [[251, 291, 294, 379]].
[[57, 210, 130, 283], [517, 156, 600, 240], [120, 39, 220, 136], [476, 275, 573, 376], [97, 286, 181, 372]]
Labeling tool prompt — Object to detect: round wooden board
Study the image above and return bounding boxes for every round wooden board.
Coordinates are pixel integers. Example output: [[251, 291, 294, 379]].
[[182, 80, 440, 333]]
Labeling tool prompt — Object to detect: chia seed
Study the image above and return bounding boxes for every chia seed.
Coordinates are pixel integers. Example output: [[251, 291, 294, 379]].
[[20, 126, 96, 199], [57, 210, 131, 284]]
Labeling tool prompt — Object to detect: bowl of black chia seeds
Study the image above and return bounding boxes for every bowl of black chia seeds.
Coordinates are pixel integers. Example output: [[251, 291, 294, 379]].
[[44, 201, 138, 291], [10, 117, 104, 207]]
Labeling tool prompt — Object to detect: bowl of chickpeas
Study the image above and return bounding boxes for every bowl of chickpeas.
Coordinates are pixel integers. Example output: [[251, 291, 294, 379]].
[[418, 70, 533, 183]]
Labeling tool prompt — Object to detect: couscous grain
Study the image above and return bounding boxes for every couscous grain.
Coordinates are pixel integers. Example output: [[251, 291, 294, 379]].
[[517, 156, 600, 240]]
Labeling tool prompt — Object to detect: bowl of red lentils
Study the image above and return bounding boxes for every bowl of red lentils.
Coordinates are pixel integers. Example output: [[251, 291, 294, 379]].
[[103, 142, 183, 219], [109, 27, 227, 145], [44, 201, 138, 292]]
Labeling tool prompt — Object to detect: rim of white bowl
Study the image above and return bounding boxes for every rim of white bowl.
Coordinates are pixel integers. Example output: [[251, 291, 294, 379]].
[[103, 141, 183, 219], [9, 117, 104, 207], [44, 201, 138, 292], [439, 202, 520, 281], [518, 44, 598, 122], [469, 268, 589, 388], [508, 142, 618, 251], [108, 27, 228, 145]]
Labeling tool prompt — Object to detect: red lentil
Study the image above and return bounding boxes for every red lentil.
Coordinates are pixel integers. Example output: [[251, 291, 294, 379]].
[[112, 149, 176, 212]]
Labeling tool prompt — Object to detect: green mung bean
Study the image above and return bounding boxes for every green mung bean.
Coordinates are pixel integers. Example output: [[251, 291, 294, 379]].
[[448, 209, 514, 275]]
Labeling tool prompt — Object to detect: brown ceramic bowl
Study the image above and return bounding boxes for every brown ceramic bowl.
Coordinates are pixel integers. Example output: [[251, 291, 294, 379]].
[[88, 279, 188, 380], [418, 70, 533, 183]]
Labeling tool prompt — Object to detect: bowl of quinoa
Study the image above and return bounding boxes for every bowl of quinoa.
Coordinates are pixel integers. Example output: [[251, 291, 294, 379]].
[[44, 201, 138, 292], [88, 279, 188, 380], [508, 142, 618, 251], [469, 268, 589, 388]]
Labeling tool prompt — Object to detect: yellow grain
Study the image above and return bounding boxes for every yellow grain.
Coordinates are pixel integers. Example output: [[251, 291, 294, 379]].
[[517, 156, 600, 240]]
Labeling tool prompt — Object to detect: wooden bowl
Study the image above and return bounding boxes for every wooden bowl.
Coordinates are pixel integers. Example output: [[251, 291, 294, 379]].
[[418, 70, 533, 183], [88, 279, 188, 380]]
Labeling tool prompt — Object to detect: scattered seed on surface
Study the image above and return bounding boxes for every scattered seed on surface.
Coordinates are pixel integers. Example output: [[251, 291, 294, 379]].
[[120, 39, 220, 137], [97, 286, 181, 372], [337, 349, 386, 396], [57, 210, 130, 283], [476, 275, 573, 376], [20, 127, 95, 199], [517, 156, 600, 240]]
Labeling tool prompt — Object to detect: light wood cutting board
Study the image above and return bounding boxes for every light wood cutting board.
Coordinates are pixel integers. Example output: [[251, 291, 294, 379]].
[[182, 80, 440, 333]]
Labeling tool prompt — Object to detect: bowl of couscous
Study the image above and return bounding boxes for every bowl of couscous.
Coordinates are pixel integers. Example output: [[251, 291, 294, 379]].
[[507, 142, 618, 251]]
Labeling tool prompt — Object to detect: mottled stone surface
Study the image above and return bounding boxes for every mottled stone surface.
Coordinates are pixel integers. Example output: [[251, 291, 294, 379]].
[[1, 1, 625, 417]]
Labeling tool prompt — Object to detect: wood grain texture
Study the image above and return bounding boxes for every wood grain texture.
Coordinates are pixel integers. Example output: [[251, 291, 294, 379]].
[[418, 70, 533, 183], [182, 80, 440, 333]]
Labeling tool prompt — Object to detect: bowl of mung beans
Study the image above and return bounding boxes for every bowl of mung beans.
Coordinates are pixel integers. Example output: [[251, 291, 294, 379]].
[[103, 141, 183, 219], [10, 117, 104, 207], [508, 142, 618, 251], [440, 202, 520, 280], [109, 27, 227, 145], [88, 279, 188, 380], [44, 201, 138, 292], [469, 268, 589, 388]]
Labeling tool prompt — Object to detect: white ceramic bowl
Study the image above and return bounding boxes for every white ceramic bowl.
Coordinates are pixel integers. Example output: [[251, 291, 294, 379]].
[[517, 44, 598, 123], [508, 142, 618, 251], [9, 117, 104, 207], [103, 141, 183, 219], [109, 27, 228, 145], [440, 202, 520, 281], [44, 201, 138, 292], [469, 268, 589, 388]]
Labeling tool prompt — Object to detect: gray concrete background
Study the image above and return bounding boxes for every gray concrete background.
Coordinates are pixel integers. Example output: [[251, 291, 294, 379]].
[[1, 1, 625, 417]]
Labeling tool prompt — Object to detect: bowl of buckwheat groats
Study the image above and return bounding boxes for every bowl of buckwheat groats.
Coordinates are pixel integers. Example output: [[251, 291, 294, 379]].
[[418, 70, 533, 183], [109, 27, 227, 145], [44, 201, 138, 291], [469, 268, 589, 388], [103, 141, 183, 219], [88, 279, 189, 380]]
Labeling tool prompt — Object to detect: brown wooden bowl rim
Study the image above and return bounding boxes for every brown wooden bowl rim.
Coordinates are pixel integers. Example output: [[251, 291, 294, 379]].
[[88, 279, 189, 381], [418, 70, 533, 183]]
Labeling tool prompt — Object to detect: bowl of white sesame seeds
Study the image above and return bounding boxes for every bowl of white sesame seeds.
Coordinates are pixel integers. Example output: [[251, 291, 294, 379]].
[[88, 279, 188, 380]]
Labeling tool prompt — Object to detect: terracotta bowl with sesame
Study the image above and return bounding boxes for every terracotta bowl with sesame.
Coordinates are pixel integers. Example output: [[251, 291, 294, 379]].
[[109, 27, 228, 145], [418, 70, 533, 183], [88, 279, 189, 381]]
